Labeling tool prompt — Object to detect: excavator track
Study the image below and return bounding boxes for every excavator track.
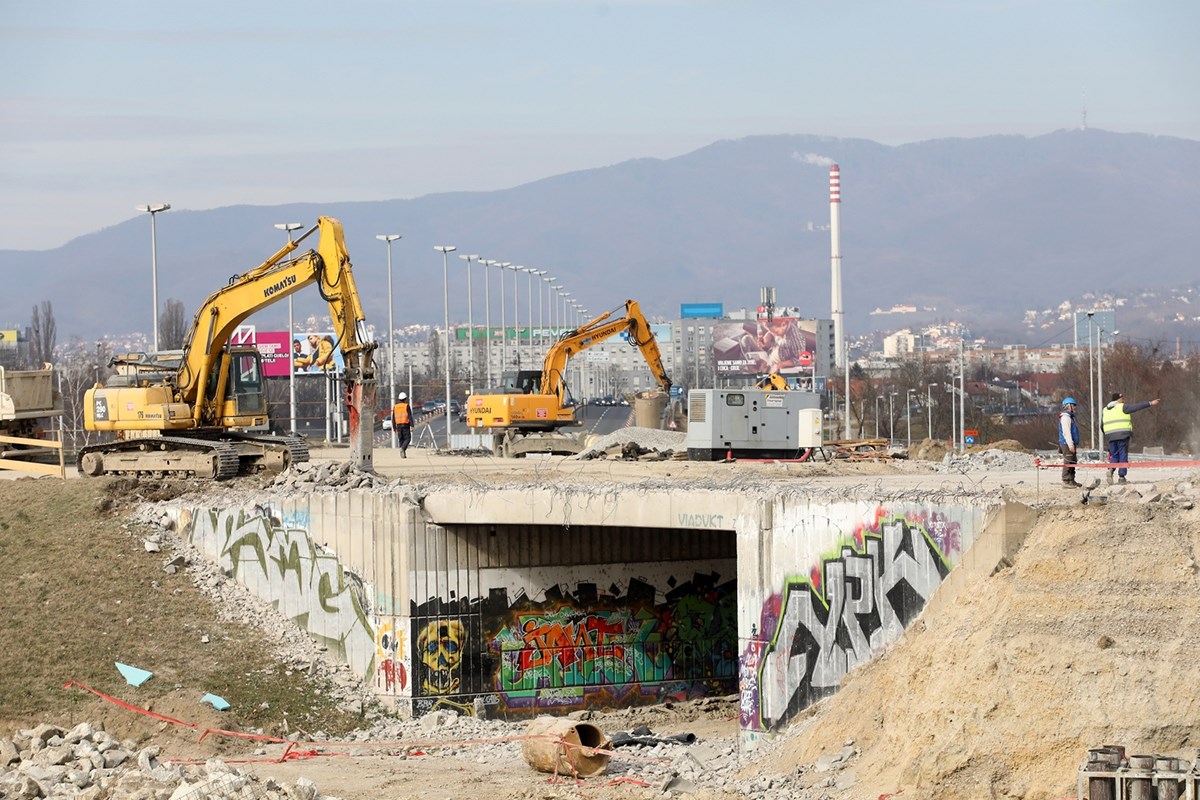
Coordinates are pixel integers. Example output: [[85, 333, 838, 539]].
[[77, 437, 241, 480], [77, 432, 308, 480]]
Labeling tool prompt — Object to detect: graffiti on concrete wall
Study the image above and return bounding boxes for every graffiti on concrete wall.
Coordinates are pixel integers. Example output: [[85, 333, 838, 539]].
[[489, 573, 737, 713], [375, 620, 410, 697], [409, 572, 737, 716], [743, 511, 952, 732], [184, 506, 376, 678]]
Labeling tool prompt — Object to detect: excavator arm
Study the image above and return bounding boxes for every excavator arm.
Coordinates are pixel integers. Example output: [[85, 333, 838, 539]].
[[175, 217, 376, 425], [540, 300, 671, 404]]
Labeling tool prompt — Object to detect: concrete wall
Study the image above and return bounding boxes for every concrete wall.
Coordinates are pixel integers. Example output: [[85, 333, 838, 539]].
[[172, 484, 1023, 736]]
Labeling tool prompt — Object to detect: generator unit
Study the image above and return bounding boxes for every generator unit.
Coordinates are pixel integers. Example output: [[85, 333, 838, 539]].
[[685, 388, 822, 461]]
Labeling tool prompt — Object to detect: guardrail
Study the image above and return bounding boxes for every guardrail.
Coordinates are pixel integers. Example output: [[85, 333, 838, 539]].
[[0, 432, 66, 479]]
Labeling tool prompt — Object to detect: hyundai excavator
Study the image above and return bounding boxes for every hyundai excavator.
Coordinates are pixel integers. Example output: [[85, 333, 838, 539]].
[[79, 217, 377, 479], [466, 299, 671, 457]]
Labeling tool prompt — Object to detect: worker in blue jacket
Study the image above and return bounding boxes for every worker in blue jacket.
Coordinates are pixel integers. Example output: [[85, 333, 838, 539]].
[[1101, 391, 1160, 484], [1058, 397, 1081, 488]]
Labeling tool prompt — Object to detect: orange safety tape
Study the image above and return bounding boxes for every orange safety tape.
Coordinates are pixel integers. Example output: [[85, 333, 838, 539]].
[[1033, 458, 1200, 470]]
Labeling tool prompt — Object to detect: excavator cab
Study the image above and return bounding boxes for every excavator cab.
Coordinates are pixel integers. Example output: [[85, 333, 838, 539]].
[[202, 346, 268, 430]]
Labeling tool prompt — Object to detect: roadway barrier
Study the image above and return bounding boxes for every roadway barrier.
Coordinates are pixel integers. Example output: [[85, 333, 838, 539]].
[[0, 431, 66, 478]]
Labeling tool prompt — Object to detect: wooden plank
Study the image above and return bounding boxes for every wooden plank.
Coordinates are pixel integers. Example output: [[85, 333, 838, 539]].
[[0, 456, 65, 478]]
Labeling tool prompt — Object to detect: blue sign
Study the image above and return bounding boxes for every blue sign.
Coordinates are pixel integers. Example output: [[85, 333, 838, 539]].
[[965, 435, 976, 445], [681, 303, 724, 318]]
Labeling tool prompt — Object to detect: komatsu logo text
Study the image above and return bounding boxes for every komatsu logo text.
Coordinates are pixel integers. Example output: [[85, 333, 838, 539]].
[[263, 274, 297, 298]]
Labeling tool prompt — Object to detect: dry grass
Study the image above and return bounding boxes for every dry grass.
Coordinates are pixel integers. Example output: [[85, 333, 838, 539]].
[[0, 476, 364, 742]]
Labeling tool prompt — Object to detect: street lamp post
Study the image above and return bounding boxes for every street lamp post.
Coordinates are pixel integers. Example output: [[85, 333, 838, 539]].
[[481, 260, 495, 387], [136, 203, 170, 351], [497, 262, 511, 372], [874, 395, 883, 439], [907, 389, 916, 449], [525, 269, 542, 363], [888, 392, 897, 444], [376, 234, 402, 448], [927, 383, 937, 441], [508, 265, 522, 368], [459, 254, 479, 394], [544, 277, 557, 344], [435, 246, 457, 448], [276, 222, 303, 435]]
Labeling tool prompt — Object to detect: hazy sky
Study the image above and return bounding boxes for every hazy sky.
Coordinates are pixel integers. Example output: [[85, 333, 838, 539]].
[[3, 0, 1196, 251]]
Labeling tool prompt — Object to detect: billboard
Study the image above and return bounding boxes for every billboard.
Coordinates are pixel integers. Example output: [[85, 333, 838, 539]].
[[712, 316, 817, 378], [681, 303, 723, 318], [291, 332, 345, 375], [255, 332, 292, 378]]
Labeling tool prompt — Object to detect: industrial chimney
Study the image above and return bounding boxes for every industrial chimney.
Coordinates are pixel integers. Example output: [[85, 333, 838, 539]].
[[830, 164, 844, 369]]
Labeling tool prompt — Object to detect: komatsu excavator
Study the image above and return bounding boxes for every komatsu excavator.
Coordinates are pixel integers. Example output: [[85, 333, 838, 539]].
[[79, 217, 377, 479], [466, 299, 671, 457]]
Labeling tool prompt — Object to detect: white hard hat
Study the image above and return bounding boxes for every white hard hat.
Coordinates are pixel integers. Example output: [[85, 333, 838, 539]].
[[397, 392, 407, 400]]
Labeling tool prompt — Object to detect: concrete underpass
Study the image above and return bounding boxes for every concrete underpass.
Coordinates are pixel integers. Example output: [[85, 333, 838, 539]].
[[168, 456, 1035, 747]]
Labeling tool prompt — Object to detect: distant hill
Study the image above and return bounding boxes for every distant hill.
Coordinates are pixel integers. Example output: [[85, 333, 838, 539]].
[[3, 129, 1198, 345]]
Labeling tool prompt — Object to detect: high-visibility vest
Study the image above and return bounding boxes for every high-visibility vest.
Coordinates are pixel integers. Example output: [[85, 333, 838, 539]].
[[392, 401, 411, 425], [1101, 403, 1132, 436]]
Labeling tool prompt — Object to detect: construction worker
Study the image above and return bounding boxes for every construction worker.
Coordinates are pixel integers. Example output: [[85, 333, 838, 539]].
[[392, 391, 413, 457], [1101, 391, 1160, 484], [1058, 397, 1082, 488]]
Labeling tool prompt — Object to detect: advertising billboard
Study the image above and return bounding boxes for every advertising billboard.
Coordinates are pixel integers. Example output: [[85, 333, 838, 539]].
[[712, 316, 817, 378], [291, 332, 345, 375], [255, 332, 292, 378]]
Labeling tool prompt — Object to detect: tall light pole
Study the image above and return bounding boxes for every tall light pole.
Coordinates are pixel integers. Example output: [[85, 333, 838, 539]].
[[1086, 311, 1096, 451], [508, 265, 522, 368], [482, 260, 495, 387], [907, 388, 916, 449], [498, 262, 511, 373], [377, 234, 402, 448], [276, 222, 304, 435], [544, 277, 557, 344], [524, 268, 542, 363], [888, 392, 897, 444], [459, 254, 479, 394], [136, 203, 170, 351], [927, 383, 937, 441], [874, 395, 883, 439], [435, 245, 457, 448]]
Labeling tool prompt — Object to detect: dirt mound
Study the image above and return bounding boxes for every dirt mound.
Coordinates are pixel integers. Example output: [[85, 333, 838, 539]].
[[752, 497, 1200, 799], [908, 437, 950, 461], [970, 437, 1029, 453]]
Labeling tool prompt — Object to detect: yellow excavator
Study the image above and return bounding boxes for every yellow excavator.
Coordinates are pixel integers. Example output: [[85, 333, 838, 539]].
[[466, 299, 671, 457], [79, 217, 377, 479], [754, 373, 791, 390]]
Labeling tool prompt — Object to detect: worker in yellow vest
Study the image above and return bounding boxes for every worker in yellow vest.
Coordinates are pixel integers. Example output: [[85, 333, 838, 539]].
[[1101, 391, 1160, 484], [392, 392, 413, 458]]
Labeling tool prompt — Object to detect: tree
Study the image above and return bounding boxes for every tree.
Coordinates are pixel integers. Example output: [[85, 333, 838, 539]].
[[29, 301, 56, 367], [159, 298, 188, 351]]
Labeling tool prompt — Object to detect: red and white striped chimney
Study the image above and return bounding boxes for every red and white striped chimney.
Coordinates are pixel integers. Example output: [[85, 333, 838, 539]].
[[830, 164, 844, 370]]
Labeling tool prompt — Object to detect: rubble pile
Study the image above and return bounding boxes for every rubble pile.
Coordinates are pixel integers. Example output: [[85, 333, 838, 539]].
[[933, 447, 1038, 473], [573, 427, 687, 460], [0, 722, 344, 800], [270, 461, 390, 492]]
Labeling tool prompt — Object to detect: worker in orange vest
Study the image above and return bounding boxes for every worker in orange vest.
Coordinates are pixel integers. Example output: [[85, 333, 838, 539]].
[[392, 392, 413, 458]]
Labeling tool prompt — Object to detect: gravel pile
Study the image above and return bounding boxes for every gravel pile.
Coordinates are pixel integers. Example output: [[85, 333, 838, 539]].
[[0, 722, 345, 800], [933, 447, 1039, 473]]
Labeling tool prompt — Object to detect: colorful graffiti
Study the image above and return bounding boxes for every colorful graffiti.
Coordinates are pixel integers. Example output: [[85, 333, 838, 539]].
[[489, 574, 737, 713], [409, 572, 738, 716], [743, 511, 952, 732], [183, 506, 376, 677], [375, 620, 409, 696]]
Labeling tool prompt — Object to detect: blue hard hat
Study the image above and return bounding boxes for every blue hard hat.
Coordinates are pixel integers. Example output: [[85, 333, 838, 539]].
[[1062, 397, 1077, 406]]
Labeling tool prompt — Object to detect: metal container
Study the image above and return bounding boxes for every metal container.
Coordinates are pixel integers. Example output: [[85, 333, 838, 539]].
[[521, 716, 613, 777]]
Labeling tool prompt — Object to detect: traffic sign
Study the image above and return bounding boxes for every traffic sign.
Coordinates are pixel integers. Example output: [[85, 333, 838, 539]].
[[797, 351, 813, 367]]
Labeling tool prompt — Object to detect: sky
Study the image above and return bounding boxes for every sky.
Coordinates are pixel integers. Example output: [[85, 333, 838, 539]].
[[2, 0, 1197, 251]]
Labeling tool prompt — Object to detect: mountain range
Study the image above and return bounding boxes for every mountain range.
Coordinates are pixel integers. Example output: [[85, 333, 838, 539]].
[[3, 128, 1198, 346]]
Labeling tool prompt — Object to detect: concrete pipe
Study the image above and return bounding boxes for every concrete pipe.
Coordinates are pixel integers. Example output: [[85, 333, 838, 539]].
[[521, 716, 612, 777], [633, 390, 667, 429]]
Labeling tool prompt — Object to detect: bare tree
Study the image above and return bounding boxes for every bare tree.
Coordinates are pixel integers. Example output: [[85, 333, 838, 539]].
[[29, 301, 56, 367], [158, 298, 188, 351]]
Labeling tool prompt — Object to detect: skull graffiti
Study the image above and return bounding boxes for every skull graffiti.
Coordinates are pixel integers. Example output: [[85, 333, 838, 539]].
[[418, 619, 465, 694]]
